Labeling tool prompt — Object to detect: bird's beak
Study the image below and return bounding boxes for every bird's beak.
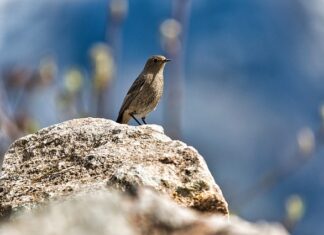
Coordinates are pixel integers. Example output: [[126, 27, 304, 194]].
[[164, 59, 171, 62]]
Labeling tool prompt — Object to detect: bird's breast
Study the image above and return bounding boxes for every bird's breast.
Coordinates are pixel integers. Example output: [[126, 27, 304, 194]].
[[134, 74, 164, 116], [149, 74, 164, 96]]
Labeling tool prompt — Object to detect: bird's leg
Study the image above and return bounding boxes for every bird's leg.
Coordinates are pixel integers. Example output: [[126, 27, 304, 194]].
[[130, 113, 141, 125], [141, 117, 147, 125]]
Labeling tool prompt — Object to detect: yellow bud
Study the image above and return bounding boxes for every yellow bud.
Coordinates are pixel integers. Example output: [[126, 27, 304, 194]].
[[297, 127, 315, 155], [64, 68, 83, 93], [109, 0, 128, 21], [285, 194, 305, 223], [39, 57, 57, 85], [90, 43, 114, 90]]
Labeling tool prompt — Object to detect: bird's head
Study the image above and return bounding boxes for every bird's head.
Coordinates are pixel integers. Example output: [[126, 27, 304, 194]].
[[143, 55, 171, 74]]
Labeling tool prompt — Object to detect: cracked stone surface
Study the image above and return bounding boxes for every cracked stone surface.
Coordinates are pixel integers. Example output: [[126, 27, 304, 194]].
[[0, 118, 228, 217]]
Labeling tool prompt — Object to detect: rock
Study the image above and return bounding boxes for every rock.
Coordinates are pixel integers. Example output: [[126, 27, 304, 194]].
[[0, 118, 228, 218], [0, 188, 289, 235]]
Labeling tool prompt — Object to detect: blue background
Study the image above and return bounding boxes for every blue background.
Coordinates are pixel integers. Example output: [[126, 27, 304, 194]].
[[0, 1, 323, 234]]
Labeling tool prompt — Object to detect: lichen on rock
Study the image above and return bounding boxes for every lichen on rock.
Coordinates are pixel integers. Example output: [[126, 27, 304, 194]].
[[0, 118, 228, 218]]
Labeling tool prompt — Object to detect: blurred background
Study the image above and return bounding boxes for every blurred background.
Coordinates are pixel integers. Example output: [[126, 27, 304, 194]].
[[0, 0, 323, 234]]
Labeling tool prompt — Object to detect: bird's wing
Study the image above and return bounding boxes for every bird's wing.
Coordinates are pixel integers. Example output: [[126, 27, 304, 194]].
[[126, 74, 146, 96], [118, 74, 147, 115]]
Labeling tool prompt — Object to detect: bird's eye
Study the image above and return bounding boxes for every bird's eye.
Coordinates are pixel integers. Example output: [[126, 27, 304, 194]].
[[153, 59, 158, 63]]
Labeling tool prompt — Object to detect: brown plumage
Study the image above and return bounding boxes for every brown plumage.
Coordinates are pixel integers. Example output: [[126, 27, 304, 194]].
[[116, 55, 170, 125]]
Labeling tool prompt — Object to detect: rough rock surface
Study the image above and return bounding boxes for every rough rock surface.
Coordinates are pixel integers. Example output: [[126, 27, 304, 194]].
[[0, 118, 228, 217], [0, 188, 289, 235]]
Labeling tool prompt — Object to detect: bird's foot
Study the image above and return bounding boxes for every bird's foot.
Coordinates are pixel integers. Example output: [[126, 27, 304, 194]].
[[130, 113, 141, 125]]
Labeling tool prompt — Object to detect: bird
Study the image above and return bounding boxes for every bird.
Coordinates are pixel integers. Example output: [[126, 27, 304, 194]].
[[116, 55, 170, 125]]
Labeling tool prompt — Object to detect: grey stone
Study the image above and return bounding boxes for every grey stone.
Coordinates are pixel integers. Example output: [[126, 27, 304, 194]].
[[0, 188, 289, 235], [0, 118, 228, 217]]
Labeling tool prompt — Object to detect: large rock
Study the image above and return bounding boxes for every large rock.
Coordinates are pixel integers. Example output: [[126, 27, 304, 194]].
[[0, 188, 289, 235], [0, 118, 228, 217]]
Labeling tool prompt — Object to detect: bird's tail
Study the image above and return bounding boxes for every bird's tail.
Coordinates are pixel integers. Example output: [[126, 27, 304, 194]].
[[116, 112, 130, 124], [116, 112, 123, 123]]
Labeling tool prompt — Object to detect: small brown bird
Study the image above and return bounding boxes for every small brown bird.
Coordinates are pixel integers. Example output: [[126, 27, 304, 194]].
[[116, 55, 170, 125]]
